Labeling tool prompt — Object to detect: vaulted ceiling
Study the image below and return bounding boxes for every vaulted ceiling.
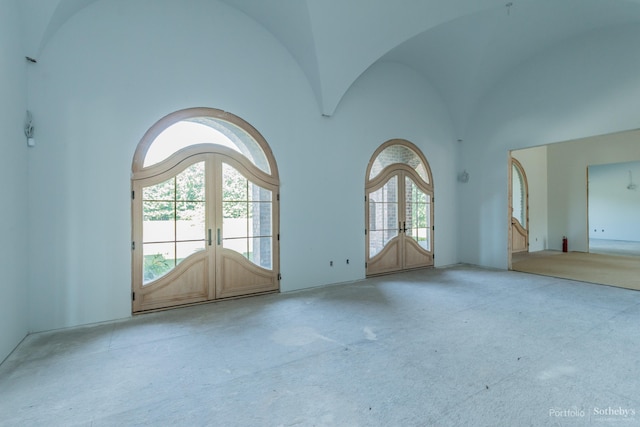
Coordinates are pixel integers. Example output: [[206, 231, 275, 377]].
[[19, 0, 640, 133]]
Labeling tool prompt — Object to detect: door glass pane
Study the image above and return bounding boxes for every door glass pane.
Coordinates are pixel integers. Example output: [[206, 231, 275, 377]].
[[250, 237, 272, 269], [512, 163, 525, 225], [143, 201, 175, 243], [143, 177, 174, 200], [223, 202, 248, 239], [177, 241, 206, 264], [142, 162, 206, 284], [176, 162, 205, 201], [405, 176, 431, 251], [249, 202, 272, 236], [223, 237, 248, 255], [223, 164, 248, 200], [143, 242, 175, 284], [176, 201, 205, 241], [222, 163, 273, 269], [249, 183, 272, 202], [368, 176, 398, 257]]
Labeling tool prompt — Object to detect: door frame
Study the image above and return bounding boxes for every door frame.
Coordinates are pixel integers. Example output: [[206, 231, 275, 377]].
[[508, 153, 529, 268], [131, 108, 280, 313], [365, 139, 434, 276]]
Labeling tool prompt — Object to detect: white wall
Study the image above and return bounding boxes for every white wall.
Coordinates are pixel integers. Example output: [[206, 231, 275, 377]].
[[27, 0, 457, 332], [546, 132, 640, 251], [588, 160, 640, 242], [460, 23, 640, 268], [512, 146, 548, 252], [0, 0, 29, 362]]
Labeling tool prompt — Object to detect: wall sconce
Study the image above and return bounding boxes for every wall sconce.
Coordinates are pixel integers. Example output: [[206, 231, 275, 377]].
[[457, 170, 469, 183], [24, 110, 35, 147], [628, 171, 637, 190]]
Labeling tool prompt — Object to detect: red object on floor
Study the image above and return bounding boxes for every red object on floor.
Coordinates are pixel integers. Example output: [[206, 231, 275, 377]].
[[562, 236, 568, 252]]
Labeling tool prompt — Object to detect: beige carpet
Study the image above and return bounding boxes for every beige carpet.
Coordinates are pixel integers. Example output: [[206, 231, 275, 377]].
[[512, 251, 640, 291]]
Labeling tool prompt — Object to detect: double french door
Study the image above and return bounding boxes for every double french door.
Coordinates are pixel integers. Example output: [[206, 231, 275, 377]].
[[132, 152, 279, 312], [366, 168, 433, 276]]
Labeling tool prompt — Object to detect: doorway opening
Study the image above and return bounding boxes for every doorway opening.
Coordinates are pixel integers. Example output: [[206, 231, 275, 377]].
[[588, 160, 640, 257]]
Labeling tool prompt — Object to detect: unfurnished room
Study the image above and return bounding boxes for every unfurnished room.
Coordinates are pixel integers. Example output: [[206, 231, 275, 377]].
[[1, 0, 640, 425]]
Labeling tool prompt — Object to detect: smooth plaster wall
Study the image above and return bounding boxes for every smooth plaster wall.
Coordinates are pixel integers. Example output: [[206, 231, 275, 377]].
[[588, 160, 640, 242], [459, 23, 640, 268], [512, 145, 548, 252], [547, 132, 640, 251], [0, 0, 29, 362], [27, 0, 457, 332]]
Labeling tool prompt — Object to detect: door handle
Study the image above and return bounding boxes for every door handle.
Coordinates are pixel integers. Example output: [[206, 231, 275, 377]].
[[403, 221, 407, 233], [208, 229, 212, 246], [217, 228, 221, 245]]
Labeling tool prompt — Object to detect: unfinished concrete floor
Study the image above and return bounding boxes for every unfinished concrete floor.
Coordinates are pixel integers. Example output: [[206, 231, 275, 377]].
[[2, 265, 640, 426]]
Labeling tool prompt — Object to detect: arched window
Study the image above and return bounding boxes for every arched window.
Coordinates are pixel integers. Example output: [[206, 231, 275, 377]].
[[365, 139, 434, 276], [131, 108, 279, 312]]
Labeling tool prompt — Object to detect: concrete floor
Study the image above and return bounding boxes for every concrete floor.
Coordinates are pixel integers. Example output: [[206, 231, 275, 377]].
[[1, 265, 640, 426]]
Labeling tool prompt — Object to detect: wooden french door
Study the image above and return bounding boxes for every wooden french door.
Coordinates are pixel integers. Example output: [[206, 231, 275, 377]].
[[511, 219, 528, 252], [510, 158, 528, 253], [132, 152, 279, 312], [366, 167, 433, 276]]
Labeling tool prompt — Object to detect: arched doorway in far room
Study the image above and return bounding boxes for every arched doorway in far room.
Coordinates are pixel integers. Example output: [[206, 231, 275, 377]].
[[510, 157, 529, 254]]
